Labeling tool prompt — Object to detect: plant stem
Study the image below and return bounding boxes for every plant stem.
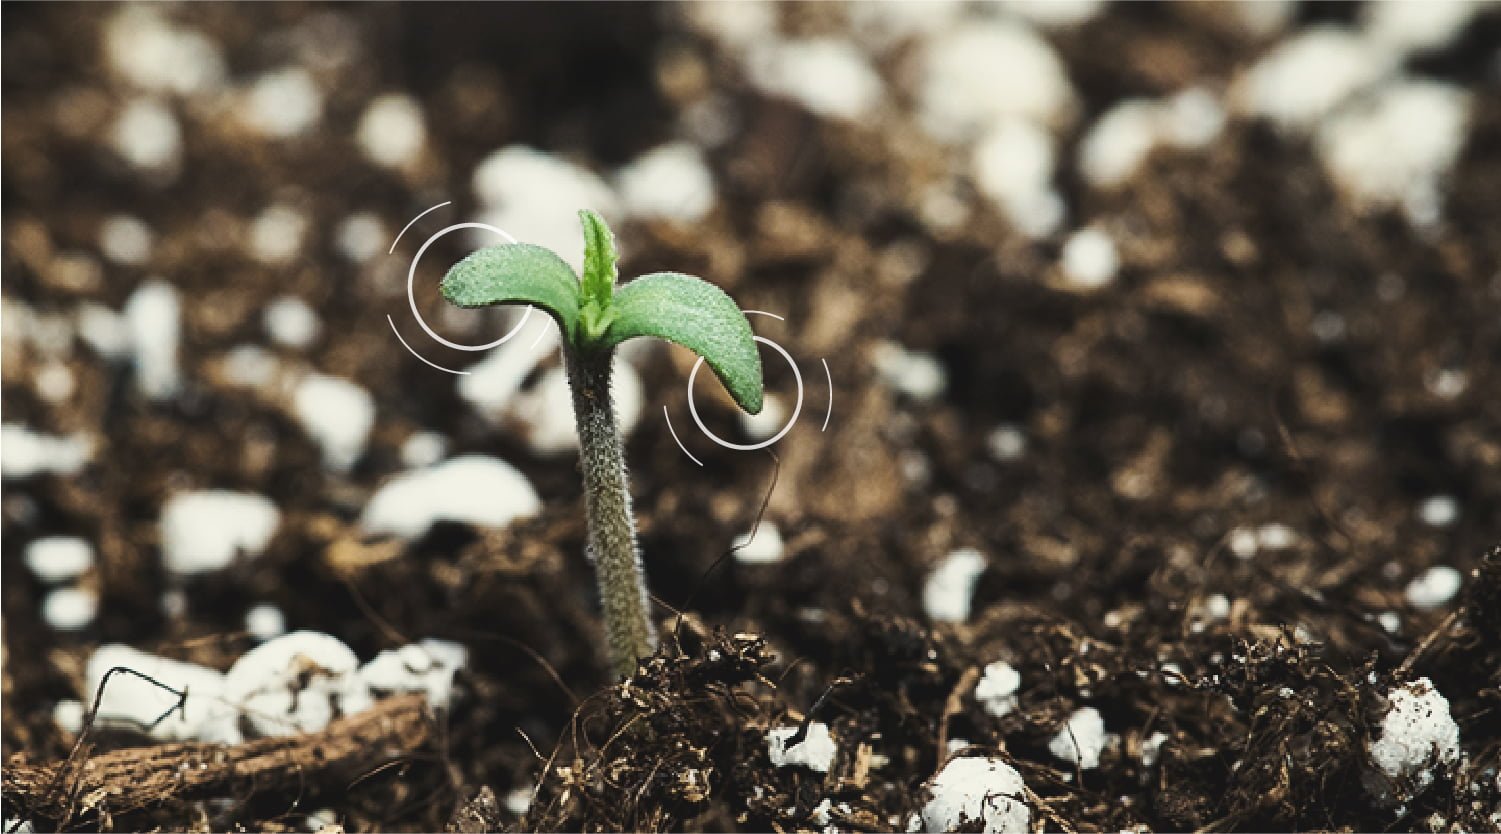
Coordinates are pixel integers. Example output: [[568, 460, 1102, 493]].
[[564, 346, 657, 677]]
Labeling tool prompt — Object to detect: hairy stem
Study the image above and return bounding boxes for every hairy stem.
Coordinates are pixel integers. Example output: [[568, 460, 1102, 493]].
[[564, 346, 657, 677]]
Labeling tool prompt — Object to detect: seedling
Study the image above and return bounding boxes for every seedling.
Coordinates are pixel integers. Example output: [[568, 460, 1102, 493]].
[[441, 210, 764, 676]]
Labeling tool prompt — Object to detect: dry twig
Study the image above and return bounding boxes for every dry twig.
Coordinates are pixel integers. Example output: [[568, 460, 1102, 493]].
[[4, 694, 432, 826]]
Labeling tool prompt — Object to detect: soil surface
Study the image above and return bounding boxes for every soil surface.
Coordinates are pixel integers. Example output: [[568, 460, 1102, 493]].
[[4, 3, 1500, 833]]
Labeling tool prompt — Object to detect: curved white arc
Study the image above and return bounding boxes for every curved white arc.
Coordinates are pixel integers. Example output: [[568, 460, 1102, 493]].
[[389, 200, 453, 254], [406, 222, 531, 352], [821, 357, 832, 432], [663, 406, 704, 466], [387, 315, 470, 375], [687, 336, 803, 451], [529, 317, 554, 351]]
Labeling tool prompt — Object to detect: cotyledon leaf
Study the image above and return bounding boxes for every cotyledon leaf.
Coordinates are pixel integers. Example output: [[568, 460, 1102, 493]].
[[440, 243, 582, 341], [603, 271, 764, 414]]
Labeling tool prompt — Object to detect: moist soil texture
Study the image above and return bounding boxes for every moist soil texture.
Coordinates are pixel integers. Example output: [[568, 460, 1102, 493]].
[[3, 3, 1501, 833]]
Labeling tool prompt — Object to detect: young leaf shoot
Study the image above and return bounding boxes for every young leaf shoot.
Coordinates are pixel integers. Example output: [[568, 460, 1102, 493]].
[[441, 210, 764, 676]]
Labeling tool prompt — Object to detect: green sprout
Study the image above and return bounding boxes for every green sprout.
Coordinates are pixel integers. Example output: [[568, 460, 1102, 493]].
[[442, 210, 764, 677]]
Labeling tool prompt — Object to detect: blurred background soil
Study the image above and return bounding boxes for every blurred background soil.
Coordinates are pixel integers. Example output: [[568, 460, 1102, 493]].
[[3, 2, 1500, 831]]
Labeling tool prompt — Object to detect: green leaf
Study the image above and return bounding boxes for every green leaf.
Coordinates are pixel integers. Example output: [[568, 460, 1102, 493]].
[[579, 209, 618, 309], [604, 272, 764, 414], [440, 243, 582, 341]]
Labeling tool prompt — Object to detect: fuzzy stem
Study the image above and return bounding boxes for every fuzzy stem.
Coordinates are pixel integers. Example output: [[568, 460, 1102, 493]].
[[564, 346, 657, 677]]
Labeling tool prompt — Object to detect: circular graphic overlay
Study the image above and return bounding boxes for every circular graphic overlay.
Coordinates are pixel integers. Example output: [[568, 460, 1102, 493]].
[[406, 222, 532, 351], [686, 335, 803, 451]]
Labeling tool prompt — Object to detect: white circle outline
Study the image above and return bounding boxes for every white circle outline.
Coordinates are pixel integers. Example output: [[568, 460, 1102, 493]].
[[407, 222, 531, 351], [687, 336, 803, 451]]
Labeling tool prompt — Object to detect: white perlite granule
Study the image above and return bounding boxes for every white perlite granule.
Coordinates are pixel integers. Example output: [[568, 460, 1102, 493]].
[[359, 639, 468, 712], [249, 205, 308, 266], [43, 587, 99, 631], [159, 490, 281, 577], [360, 456, 540, 539], [224, 631, 371, 738], [1364, 677, 1461, 804], [470, 146, 619, 274], [1078, 88, 1225, 189], [85, 644, 238, 743], [1417, 495, 1459, 528], [1059, 226, 1119, 289], [916, 20, 1074, 142], [112, 98, 182, 173], [242, 67, 322, 138], [1078, 99, 1159, 189], [98, 215, 154, 266], [244, 604, 287, 641], [681, 0, 777, 53], [732, 523, 785, 565], [1229, 523, 1300, 558], [1140, 731, 1170, 767], [25, 537, 95, 584], [76, 302, 132, 361], [263, 296, 321, 350], [104, 5, 225, 96], [739, 392, 788, 442], [292, 372, 374, 472], [872, 341, 947, 402], [971, 118, 1063, 239], [912, 755, 1030, 833], [975, 661, 1022, 718], [52, 699, 85, 735], [616, 141, 716, 223], [846, 0, 964, 50], [986, 425, 1027, 462], [356, 93, 426, 168], [1048, 706, 1106, 769], [923, 548, 987, 623], [1, 424, 94, 480], [124, 279, 181, 400], [766, 722, 837, 773], [1404, 565, 1463, 611], [220, 344, 279, 390], [335, 213, 387, 263], [1005, 0, 1105, 30], [400, 431, 448, 468], [745, 37, 884, 122], [1362, 0, 1486, 57], [1232, 27, 1394, 133], [1315, 80, 1469, 222]]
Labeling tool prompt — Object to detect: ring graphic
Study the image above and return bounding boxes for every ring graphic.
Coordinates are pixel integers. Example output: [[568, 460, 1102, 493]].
[[387, 204, 544, 374], [687, 336, 802, 451], [405, 222, 531, 352], [663, 310, 833, 465]]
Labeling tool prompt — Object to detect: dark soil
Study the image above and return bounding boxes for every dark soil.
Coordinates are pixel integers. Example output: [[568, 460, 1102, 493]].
[[3, 3, 1500, 832]]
